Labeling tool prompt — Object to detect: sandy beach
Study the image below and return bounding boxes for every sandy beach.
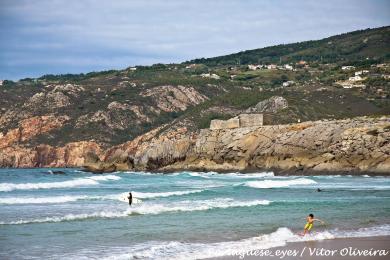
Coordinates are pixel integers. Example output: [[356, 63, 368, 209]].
[[209, 236, 390, 260]]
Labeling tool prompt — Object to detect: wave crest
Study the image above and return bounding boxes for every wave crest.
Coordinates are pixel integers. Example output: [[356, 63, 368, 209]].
[[0, 198, 271, 225], [132, 190, 204, 199], [0, 196, 87, 204], [246, 178, 317, 189], [0, 175, 121, 192], [90, 225, 390, 260]]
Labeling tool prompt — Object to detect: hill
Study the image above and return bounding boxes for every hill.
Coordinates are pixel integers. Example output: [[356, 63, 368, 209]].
[[189, 26, 390, 66], [0, 26, 389, 154]]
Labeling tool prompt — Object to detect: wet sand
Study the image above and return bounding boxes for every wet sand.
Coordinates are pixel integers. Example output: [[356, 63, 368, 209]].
[[208, 236, 390, 260]]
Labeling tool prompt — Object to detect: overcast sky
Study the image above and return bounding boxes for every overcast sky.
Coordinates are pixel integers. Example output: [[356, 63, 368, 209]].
[[0, 0, 389, 80]]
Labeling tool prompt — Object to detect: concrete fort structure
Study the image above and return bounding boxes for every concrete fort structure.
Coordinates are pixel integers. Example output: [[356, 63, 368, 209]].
[[209, 114, 263, 130]]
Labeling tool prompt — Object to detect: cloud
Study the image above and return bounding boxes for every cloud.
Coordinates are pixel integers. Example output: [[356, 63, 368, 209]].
[[0, 0, 389, 80]]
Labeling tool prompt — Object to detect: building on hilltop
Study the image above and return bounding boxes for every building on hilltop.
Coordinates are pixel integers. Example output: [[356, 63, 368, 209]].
[[210, 114, 263, 130]]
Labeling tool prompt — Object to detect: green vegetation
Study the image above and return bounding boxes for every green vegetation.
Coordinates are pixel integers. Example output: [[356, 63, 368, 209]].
[[188, 27, 390, 66]]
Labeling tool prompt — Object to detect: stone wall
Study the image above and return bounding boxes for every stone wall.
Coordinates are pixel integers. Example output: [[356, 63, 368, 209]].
[[210, 118, 240, 130], [209, 114, 263, 130], [238, 114, 263, 127]]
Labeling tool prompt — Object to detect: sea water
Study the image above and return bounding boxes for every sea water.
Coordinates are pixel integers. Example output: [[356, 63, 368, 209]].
[[0, 169, 389, 259]]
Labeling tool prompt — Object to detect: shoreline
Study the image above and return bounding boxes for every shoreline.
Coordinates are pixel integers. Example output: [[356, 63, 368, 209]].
[[0, 166, 389, 177], [208, 236, 390, 260]]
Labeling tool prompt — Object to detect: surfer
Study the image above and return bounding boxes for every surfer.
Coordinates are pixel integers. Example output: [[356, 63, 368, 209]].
[[300, 213, 325, 236], [127, 192, 133, 205], [317, 188, 322, 192]]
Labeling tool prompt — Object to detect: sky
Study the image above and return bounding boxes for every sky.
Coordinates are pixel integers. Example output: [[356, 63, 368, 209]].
[[0, 0, 389, 80]]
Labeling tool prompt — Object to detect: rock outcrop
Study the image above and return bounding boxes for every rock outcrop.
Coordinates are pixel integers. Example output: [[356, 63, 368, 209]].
[[0, 115, 69, 149], [1, 116, 389, 175], [81, 116, 390, 174], [247, 96, 288, 113], [140, 85, 208, 112], [165, 117, 390, 174]]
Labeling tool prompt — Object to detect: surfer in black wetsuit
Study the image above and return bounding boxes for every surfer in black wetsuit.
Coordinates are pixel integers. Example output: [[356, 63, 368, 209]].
[[127, 192, 133, 205]]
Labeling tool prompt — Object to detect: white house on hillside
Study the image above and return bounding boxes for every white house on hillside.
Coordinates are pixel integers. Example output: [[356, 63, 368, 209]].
[[267, 64, 277, 70], [355, 70, 369, 76], [248, 64, 262, 70], [282, 81, 295, 87], [349, 75, 363, 82]]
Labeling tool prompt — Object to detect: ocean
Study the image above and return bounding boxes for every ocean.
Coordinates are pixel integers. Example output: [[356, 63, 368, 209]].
[[0, 169, 389, 259]]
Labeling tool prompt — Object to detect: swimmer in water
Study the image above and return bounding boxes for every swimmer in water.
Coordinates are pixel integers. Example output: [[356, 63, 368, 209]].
[[301, 213, 325, 236]]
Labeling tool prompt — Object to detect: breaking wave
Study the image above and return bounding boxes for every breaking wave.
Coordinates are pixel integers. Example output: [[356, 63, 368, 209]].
[[69, 225, 390, 260], [0, 198, 271, 225], [0, 175, 121, 192], [246, 178, 317, 189], [186, 171, 274, 179], [0, 189, 204, 205], [132, 190, 204, 199], [0, 195, 87, 205]]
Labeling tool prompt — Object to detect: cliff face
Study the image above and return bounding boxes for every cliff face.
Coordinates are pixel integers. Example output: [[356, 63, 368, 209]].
[[0, 142, 102, 168], [165, 117, 390, 173], [0, 114, 102, 167], [85, 116, 390, 174], [0, 115, 69, 149], [1, 116, 389, 174]]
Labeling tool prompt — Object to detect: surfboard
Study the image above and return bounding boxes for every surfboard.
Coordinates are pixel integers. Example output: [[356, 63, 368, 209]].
[[119, 194, 142, 204]]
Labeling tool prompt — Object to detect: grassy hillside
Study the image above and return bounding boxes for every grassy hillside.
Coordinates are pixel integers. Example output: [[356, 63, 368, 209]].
[[189, 26, 390, 66]]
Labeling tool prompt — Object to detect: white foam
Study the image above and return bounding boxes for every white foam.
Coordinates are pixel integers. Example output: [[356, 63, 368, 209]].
[[0, 195, 87, 205], [186, 171, 274, 179], [0, 198, 271, 225], [92, 225, 390, 260], [224, 172, 274, 178], [132, 190, 204, 199], [246, 178, 317, 189], [87, 175, 121, 181], [127, 198, 271, 215], [0, 211, 130, 225], [186, 172, 213, 178], [0, 175, 121, 192], [312, 175, 342, 178]]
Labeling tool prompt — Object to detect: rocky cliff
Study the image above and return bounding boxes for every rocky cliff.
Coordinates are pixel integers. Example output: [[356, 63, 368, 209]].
[[3, 116, 387, 174], [164, 117, 390, 174]]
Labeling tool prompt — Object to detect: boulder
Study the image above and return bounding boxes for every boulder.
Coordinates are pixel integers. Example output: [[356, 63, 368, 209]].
[[248, 96, 288, 113]]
